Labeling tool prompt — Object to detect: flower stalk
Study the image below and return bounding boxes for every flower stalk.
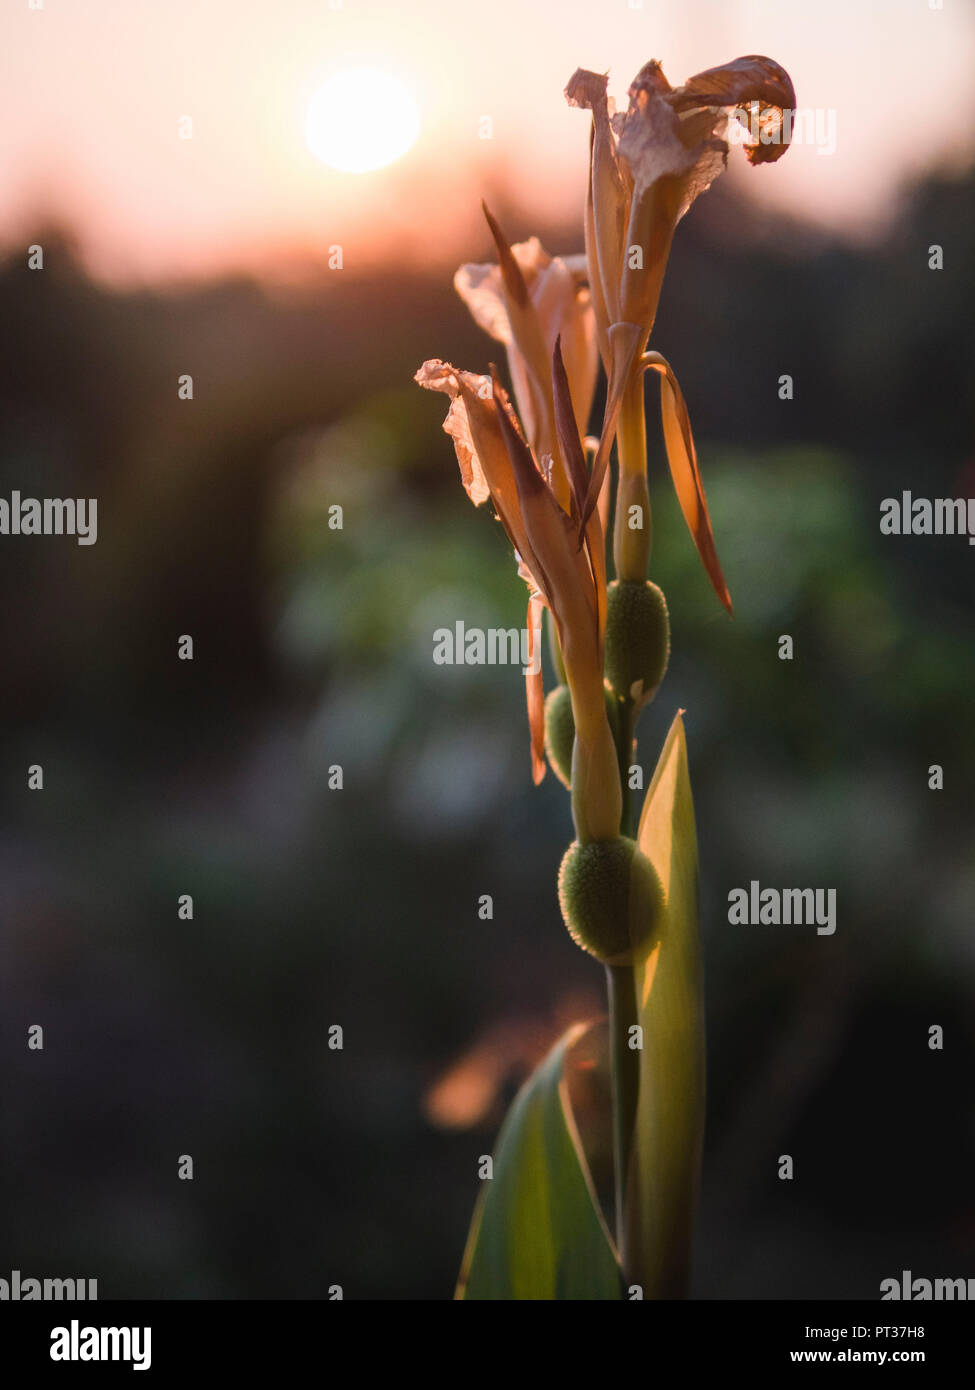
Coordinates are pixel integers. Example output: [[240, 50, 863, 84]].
[[614, 374, 652, 583], [417, 49, 795, 1298]]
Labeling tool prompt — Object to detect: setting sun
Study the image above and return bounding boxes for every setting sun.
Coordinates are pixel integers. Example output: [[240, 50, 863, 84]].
[[305, 68, 420, 174]]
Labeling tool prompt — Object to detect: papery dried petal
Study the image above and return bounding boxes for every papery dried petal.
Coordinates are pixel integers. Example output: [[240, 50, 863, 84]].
[[616, 79, 728, 215], [532, 258, 597, 438], [414, 360, 491, 506], [416, 359, 547, 599], [455, 236, 597, 456], [453, 261, 513, 345], [454, 237, 556, 346], [668, 54, 797, 166], [491, 368, 602, 659], [612, 73, 730, 338], [642, 351, 732, 613]]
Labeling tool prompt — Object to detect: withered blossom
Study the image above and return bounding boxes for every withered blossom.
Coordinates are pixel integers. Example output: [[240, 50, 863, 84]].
[[413, 51, 798, 1304], [414, 355, 620, 840], [566, 56, 796, 603], [454, 223, 598, 474]]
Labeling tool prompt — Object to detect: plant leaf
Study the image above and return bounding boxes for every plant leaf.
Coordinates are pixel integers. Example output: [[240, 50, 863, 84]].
[[625, 710, 705, 1297], [456, 1020, 622, 1300]]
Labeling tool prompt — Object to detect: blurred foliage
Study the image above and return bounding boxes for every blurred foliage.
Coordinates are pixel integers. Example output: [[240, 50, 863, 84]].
[[1, 165, 974, 1298]]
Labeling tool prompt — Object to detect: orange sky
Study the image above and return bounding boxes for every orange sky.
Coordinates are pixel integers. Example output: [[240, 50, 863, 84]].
[[3, 0, 974, 283]]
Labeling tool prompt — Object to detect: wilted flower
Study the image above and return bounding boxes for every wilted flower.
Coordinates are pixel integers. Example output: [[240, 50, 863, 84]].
[[566, 56, 796, 603], [568, 56, 795, 362], [414, 52, 795, 812], [413, 53, 799, 1304], [455, 217, 599, 477], [415, 354, 620, 841]]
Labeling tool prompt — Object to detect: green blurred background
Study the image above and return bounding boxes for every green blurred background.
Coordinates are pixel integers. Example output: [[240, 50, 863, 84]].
[[1, 164, 974, 1298]]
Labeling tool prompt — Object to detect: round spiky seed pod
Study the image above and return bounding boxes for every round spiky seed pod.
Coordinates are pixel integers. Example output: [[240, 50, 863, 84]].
[[544, 684, 620, 789], [557, 836, 664, 965], [604, 580, 670, 701]]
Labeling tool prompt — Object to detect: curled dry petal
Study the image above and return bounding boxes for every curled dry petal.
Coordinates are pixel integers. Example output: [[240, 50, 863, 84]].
[[414, 360, 491, 506], [415, 359, 545, 594], [642, 351, 732, 614], [668, 54, 797, 166], [415, 362, 561, 786]]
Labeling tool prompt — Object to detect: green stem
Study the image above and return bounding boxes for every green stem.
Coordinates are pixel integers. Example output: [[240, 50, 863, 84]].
[[614, 695, 636, 838], [613, 372, 652, 583], [606, 692, 639, 1285], [606, 961, 639, 1281]]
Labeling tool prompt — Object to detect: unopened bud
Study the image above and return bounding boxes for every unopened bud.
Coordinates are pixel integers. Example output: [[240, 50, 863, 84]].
[[604, 579, 670, 701], [545, 684, 620, 789], [557, 835, 664, 964]]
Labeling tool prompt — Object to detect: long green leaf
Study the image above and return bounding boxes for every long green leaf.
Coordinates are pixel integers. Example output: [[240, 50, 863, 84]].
[[625, 710, 705, 1297], [457, 1020, 622, 1300]]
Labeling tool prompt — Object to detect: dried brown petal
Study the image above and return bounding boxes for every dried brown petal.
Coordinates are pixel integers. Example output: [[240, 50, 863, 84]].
[[642, 351, 732, 613], [668, 54, 797, 166], [414, 360, 491, 506]]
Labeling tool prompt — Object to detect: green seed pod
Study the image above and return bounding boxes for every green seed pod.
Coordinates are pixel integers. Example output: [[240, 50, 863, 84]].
[[557, 836, 664, 965], [544, 685, 620, 789], [543, 686, 575, 789], [604, 579, 670, 702]]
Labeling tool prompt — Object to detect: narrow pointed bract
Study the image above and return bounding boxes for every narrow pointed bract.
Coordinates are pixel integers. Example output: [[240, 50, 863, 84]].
[[552, 337, 608, 640], [551, 336, 589, 525]]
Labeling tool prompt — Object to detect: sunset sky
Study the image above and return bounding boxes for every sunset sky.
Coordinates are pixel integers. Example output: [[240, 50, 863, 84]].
[[3, 0, 974, 282]]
